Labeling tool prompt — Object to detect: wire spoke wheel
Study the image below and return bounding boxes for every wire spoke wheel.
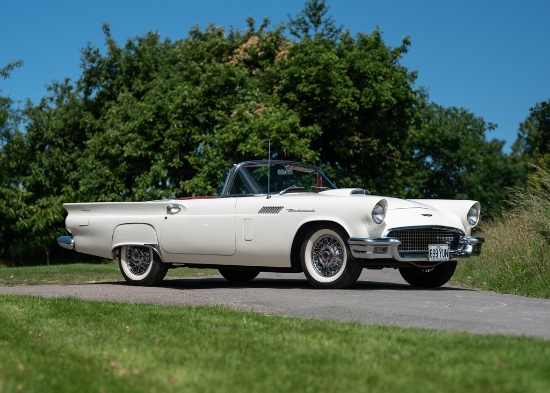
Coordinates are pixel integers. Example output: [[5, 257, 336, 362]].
[[301, 225, 363, 289], [125, 246, 152, 276], [119, 245, 168, 286], [311, 235, 345, 277]]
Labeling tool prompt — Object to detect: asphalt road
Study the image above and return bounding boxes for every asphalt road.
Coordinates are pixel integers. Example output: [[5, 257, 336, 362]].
[[1, 269, 549, 340]]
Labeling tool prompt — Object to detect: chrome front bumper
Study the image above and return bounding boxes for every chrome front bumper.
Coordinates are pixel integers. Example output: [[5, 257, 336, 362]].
[[347, 236, 484, 262], [57, 236, 75, 250]]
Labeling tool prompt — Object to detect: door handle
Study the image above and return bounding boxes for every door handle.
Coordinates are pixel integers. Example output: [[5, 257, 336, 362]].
[[167, 204, 181, 215]]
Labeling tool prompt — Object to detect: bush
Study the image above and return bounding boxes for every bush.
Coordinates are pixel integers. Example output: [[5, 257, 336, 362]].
[[453, 166, 550, 298], [508, 166, 550, 243]]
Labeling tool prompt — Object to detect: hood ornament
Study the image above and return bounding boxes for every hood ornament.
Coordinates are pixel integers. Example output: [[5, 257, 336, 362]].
[[421, 213, 433, 217]]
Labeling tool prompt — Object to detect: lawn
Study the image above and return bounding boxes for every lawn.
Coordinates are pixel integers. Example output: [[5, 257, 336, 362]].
[[0, 261, 216, 286], [2, 258, 550, 392], [1, 295, 549, 393]]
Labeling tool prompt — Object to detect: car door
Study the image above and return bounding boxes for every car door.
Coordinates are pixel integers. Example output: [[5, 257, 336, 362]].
[[159, 198, 237, 255], [232, 195, 307, 267]]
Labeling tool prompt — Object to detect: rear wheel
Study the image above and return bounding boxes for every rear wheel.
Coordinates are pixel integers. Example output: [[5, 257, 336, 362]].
[[301, 225, 363, 289], [218, 269, 260, 283], [119, 246, 168, 286], [398, 261, 457, 288]]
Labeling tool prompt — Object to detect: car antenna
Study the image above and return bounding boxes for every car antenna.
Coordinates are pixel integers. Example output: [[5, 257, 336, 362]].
[[267, 138, 271, 199]]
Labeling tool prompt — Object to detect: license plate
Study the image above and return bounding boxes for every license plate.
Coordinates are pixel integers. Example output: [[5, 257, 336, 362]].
[[428, 244, 449, 261]]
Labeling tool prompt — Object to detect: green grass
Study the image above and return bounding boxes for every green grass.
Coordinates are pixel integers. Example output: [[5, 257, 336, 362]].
[[1, 295, 549, 393], [453, 214, 550, 298], [453, 167, 550, 299], [0, 261, 217, 286]]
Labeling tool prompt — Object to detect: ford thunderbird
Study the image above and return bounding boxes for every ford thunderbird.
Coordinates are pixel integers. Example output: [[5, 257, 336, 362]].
[[57, 160, 484, 289]]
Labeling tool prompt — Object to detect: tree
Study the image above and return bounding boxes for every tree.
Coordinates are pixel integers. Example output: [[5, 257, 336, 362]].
[[513, 99, 550, 170], [182, 20, 323, 194], [274, 27, 418, 195], [407, 102, 525, 215], [0, 61, 29, 259], [0, 61, 23, 79], [22, 80, 88, 263], [288, 0, 342, 40]]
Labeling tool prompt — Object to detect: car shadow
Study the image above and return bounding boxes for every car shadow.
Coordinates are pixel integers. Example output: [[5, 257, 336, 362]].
[[97, 275, 472, 292]]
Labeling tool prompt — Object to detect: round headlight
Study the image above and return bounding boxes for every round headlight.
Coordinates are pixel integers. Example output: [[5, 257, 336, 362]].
[[372, 203, 385, 224], [467, 206, 479, 226]]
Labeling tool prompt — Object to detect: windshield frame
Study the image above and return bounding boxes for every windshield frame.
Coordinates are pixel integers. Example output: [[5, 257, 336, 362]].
[[216, 160, 337, 198]]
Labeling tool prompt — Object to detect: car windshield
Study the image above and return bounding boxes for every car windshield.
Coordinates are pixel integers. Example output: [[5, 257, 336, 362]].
[[222, 162, 337, 196]]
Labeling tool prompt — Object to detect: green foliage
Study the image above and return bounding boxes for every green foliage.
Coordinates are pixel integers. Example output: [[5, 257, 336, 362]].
[[454, 215, 550, 299], [0, 60, 23, 80], [512, 99, 550, 172], [515, 100, 550, 157], [20, 7, 422, 198], [0, 61, 27, 259], [454, 166, 550, 298], [508, 166, 550, 243], [407, 102, 527, 214], [288, 0, 342, 40], [273, 28, 418, 195]]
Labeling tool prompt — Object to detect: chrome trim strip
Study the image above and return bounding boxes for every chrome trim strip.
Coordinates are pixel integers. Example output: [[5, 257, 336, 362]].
[[348, 237, 402, 260]]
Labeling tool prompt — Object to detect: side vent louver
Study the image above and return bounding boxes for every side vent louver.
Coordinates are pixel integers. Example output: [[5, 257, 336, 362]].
[[258, 206, 284, 214]]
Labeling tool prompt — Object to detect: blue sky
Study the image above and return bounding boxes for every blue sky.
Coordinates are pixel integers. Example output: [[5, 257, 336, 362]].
[[2, 0, 549, 152]]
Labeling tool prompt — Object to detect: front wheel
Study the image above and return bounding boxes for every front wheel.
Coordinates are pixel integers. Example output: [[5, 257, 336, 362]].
[[398, 261, 457, 288], [119, 246, 168, 286], [301, 225, 363, 289]]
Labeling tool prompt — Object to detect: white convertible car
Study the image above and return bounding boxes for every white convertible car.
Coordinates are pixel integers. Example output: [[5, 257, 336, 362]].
[[58, 160, 484, 289]]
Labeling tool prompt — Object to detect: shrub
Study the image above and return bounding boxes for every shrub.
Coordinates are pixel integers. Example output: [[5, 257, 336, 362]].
[[453, 166, 550, 298]]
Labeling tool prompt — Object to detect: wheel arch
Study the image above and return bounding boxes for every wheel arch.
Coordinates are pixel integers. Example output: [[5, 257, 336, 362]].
[[290, 220, 350, 271], [111, 224, 164, 262]]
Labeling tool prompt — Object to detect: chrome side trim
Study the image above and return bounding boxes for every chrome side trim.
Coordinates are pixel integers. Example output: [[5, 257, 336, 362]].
[[348, 237, 401, 260], [57, 236, 75, 250], [455, 236, 485, 257]]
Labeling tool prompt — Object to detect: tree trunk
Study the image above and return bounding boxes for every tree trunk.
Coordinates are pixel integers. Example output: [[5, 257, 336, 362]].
[[45, 245, 50, 266]]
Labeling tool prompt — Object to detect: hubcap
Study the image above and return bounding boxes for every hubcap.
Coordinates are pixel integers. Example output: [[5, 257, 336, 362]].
[[312, 235, 344, 277], [125, 247, 151, 276]]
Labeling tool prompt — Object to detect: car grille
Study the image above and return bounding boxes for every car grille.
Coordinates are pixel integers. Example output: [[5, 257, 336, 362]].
[[386, 227, 463, 252]]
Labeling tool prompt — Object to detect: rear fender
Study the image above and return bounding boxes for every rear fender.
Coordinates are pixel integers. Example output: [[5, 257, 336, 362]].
[[111, 224, 164, 261]]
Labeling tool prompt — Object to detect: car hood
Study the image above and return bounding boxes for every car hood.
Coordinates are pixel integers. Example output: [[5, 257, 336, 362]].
[[382, 197, 467, 232], [385, 197, 437, 211], [319, 189, 468, 232], [321, 190, 437, 210]]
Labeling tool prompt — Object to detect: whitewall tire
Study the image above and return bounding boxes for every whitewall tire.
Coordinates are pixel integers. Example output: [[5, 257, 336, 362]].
[[119, 245, 168, 286], [300, 225, 363, 289]]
